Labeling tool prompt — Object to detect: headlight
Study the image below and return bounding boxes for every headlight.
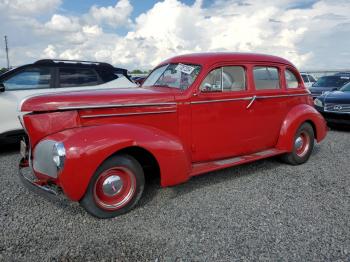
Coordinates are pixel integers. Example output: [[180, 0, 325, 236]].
[[314, 98, 323, 107], [53, 142, 66, 170], [33, 140, 66, 178]]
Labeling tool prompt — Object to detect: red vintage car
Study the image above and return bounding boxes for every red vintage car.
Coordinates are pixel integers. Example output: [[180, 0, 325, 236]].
[[19, 53, 327, 218]]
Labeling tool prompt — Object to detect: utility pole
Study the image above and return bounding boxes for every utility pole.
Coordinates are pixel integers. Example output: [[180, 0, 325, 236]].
[[4, 35, 10, 69]]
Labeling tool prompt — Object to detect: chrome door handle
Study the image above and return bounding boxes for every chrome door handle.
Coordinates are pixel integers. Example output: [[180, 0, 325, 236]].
[[246, 95, 257, 109]]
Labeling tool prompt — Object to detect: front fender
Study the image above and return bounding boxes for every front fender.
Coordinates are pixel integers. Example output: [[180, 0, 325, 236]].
[[276, 104, 327, 152], [45, 124, 191, 201]]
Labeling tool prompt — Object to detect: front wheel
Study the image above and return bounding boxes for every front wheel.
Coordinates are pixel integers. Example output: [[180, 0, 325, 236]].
[[281, 122, 315, 165], [80, 154, 145, 218]]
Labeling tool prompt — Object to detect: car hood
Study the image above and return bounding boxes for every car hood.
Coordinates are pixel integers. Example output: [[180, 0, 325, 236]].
[[319, 91, 350, 104], [309, 86, 339, 92], [21, 87, 178, 112]]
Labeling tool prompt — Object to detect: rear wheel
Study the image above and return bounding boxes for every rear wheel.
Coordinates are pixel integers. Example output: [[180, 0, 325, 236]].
[[80, 154, 144, 218], [281, 122, 315, 165]]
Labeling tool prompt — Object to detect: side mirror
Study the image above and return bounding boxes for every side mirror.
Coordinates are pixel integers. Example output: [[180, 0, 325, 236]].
[[0, 83, 5, 92]]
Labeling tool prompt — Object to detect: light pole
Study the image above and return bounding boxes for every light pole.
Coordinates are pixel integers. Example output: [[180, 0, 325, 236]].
[[4, 35, 10, 69]]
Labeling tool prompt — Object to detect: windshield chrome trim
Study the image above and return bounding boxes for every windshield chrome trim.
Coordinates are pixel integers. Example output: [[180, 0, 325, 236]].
[[80, 110, 177, 118]]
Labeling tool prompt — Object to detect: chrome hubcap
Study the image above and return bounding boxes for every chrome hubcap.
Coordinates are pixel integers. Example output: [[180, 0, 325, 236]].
[[295, 136, 303, 150], [102, 175, 123, 196]]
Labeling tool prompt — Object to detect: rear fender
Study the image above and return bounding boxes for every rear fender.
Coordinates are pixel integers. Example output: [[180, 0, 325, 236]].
[[45, 124, 191, 201], [276, 104, 327, 152]]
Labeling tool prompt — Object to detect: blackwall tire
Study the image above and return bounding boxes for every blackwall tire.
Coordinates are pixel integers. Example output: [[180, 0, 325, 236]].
[[80, 154, 144, 219], [281, 122, 315, 165]]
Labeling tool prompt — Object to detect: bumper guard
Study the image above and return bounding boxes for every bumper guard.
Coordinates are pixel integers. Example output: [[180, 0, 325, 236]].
[[19, 158, 61, 201]]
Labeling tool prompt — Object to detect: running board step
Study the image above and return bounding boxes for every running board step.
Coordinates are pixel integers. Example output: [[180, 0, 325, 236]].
[[190, 148, 286, 177]]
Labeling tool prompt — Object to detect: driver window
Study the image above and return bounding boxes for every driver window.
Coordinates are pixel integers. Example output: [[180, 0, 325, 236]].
[[200, 68, 221, 92], [200, 66, 245, 92]]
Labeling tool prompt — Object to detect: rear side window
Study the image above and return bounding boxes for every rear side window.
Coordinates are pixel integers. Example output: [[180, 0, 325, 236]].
[[200, 66, 246, 92], [253, 67, 280, 90], [3, 67, 51, 90], [285, 69, 299, 88], [59, 68, 100, 87]]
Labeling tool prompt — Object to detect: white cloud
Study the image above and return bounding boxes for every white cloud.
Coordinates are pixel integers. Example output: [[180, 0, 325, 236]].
[[1, 0, 350, 70], [88, 0, 133, 28], [59, 48, 82, 60], [82, 25, 103, 36], [0, 0, 62, 16], [44, 14, 80, 32], [43, 44, 57, 58]]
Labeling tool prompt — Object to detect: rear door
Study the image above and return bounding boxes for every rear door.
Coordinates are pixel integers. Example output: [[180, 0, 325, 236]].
[[247, 65, 288, 150]]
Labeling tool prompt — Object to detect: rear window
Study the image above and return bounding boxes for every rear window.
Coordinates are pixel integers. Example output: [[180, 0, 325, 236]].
[[285, 70, 299, 88], [59, 68, 100, 87], [253, 67, 280, 90]]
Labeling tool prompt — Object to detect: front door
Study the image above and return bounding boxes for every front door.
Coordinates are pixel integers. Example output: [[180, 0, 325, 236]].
[[190, 65, 257, 162]]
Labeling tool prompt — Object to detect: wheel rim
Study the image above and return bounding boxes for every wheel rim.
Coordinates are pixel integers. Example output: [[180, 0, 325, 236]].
[[93, 167, 136, 211], [295, 132, 310, 157]]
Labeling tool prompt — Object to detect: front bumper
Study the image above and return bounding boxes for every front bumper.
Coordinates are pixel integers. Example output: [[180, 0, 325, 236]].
[[322, 113, 350, 125], [315, 106, 350, 125], [19, 158, 61, 201]]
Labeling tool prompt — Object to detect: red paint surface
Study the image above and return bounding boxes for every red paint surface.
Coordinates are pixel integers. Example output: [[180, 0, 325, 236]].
[[21, 53, 327, 202]]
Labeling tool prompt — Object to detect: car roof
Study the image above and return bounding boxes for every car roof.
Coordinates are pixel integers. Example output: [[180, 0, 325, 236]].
[[34, 59, 126, 71], [160, 52, 295, 68], [0, 59, 129, 79]]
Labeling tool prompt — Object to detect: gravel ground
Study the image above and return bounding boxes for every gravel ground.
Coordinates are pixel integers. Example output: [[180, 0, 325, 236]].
[[0, 127, 349, 261]]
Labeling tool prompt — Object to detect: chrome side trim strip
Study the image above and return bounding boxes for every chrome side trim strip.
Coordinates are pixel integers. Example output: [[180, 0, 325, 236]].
[[191, 97, 252, 104], [81, 110, 177, 118], [190, 93, 309, 104], [59, 102, 177, 110], [257, 93, 310, 99]]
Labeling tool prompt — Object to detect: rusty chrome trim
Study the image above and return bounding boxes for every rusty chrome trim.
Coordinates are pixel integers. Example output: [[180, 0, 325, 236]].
[[81, 110, 177, 118], [59, 102, 177, 110], [191, 93, 309, 105]]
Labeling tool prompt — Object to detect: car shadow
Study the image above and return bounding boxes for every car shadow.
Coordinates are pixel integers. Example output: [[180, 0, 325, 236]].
[[328, 124, 350, 132], [0, 142, 20, 156], [142, 157, 283, 203]]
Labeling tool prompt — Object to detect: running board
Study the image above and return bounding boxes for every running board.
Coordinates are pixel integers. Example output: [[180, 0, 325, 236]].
[[190, 148, 286, 177]]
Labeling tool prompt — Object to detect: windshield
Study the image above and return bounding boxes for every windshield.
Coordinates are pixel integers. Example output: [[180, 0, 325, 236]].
[[313, 76, 350, 87], [142, 63, 201, 90], [340, 82, 350, 92]]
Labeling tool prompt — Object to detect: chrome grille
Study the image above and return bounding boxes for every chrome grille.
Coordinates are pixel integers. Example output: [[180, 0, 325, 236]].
[[324, 104, 350, 113]]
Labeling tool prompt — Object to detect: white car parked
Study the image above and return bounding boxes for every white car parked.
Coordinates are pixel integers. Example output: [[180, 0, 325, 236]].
[[301, 73, 317, 88], [0, 59, 137, 143]]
